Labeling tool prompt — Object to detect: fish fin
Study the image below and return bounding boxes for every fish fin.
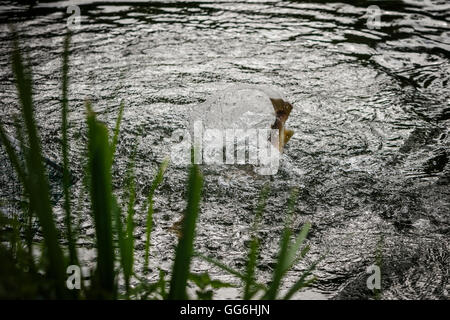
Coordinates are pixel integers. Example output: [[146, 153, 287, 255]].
[[270, 98, 293, 118], [284, 129, 294, 145]]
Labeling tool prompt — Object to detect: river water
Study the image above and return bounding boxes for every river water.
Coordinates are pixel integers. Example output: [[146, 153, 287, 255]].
[[0, 0, 449, 299]]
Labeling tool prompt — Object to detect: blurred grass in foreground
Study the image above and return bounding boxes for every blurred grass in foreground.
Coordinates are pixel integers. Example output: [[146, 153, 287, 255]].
[[0, 31, 319, 300]]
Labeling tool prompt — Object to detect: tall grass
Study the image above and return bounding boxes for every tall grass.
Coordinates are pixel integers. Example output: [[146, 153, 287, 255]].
[[196, 187, 320, 300], [115, 140, 137, 298], [86, 102, 116, 298], [0, 31, 319, 300], [61, 32, 78, 267], [144, 158, 169, 271], [243, 183, 270, 299], [0, 32, 67, 298], [168, 164, 203, 299]]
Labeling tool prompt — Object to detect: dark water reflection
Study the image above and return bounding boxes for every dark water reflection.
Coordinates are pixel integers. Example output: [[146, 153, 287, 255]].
[[0, 0, 448, 299]]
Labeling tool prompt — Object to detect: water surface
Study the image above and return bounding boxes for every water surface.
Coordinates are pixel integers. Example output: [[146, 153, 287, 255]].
[[0, 0, 449, 299]]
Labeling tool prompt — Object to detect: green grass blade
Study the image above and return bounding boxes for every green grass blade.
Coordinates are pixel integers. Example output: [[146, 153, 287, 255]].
[[262, 188, 298, 300], [195, 252, 268, 294], [0, 125, 27, 191], [61, 32, 78, 266], [282, 257, 322, 300], [158, 269, 168, 300], [283, 276, 317, 300], [285, 222, 311, 272], [112, 193, 125, 255], [168, 164, 203, 300], [243, 183, 270, 300], [86, 102, 116, 298], [11, 33, 67, 298], [243, 237, 259, 299], [12, 117, 36, 270], [112, 195, 125, 256], [262, 226, 291, 300], [254, 183, 270, 222], [122, 144, 138, 296], [0, 120, 34, 265], [144, 158, 169, 271], [111, 101, 125, 163], [195, 252, 245, 280]]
